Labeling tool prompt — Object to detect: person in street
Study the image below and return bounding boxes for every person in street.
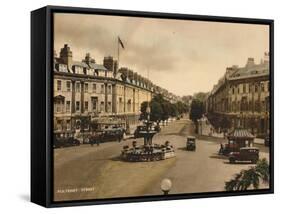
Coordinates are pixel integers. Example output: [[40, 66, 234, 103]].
[[96, 132, 101, 146], [117, 130, 122, 143], [90, 137, 94, 147], [219, 143, 224, 154], [89, 134, 94, 147]]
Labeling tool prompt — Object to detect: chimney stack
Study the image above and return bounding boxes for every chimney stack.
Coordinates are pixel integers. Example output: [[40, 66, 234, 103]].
[[245, 57, 255, 68], [59, 44, 73, 67]]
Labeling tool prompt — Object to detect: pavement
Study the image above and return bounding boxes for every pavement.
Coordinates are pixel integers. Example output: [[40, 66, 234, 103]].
[[53, 117, 270, 201]]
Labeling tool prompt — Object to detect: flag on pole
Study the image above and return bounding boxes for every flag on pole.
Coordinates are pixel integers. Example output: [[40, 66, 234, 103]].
[[118, 36, 125, 49]]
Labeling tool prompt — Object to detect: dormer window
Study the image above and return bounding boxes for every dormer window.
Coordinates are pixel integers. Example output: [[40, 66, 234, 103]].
[[73, 65, 83, 74], [58, 64, 68, 72], [83, 67, 88, 75]]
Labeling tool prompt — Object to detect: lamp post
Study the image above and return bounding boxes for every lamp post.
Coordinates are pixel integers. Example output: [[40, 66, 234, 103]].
[[161, 178, 172, 195], [144, 105, 151, 145], [146, 105, 151, 122]]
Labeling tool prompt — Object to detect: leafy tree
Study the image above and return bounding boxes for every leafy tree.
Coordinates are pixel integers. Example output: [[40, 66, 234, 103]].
[[175, 101, 186, 114], [193, 92, 208, 102], [139, 94, 188, 122], [161, 100, 172, 120], [140, 100, 163, 122], [170, 104, 179, 117], [140, 101, 149, 120], [150, 101, 164, 122], [225, 158, 269, 191], [189, 99, 205, 123]]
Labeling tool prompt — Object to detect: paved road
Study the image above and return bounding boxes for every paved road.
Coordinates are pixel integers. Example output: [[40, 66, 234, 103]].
[[53, 118, 269, 201]]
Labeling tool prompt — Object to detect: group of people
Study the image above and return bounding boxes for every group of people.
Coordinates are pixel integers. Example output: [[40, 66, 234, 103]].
[[89, 132, 101, 147]]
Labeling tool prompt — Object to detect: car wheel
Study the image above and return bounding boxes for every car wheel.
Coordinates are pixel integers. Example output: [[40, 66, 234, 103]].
[[251, 159, 257, 164], [229, 158, 235, 164]]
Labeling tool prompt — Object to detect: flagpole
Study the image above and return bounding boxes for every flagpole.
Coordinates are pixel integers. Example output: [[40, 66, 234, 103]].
[[117, 36, 120, 71]]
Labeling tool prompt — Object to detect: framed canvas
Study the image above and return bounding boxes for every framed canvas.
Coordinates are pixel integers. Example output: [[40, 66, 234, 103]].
[[31, 5, 274, 207]]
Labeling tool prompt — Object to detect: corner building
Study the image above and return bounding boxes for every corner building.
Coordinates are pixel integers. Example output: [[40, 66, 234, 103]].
[[206, 53, 270, 137]]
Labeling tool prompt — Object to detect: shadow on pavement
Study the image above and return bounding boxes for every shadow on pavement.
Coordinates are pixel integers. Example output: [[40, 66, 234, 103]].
[[177, 147, 187, 151], [209, 153, 228, 160], [223, 161, 255, 165], [110, 156, 123, 162]]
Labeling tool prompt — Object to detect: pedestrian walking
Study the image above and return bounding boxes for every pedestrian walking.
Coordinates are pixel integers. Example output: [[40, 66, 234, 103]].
[[96, 132, 101, 146], [90, 137, 94, 147], [219, 143, 224, 154], [117, 131, 122, 143]]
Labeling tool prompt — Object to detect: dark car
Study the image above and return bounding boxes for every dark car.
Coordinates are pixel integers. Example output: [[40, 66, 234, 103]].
[[264, 136, 270, 147], [186, 136, 196, 151], [53, 136, 80, 148], [229, 147, 259, 164], [102, 128, 125, 142]]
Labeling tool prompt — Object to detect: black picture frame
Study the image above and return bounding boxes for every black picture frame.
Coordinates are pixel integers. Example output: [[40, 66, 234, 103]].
[[31, 5, 274, 208]]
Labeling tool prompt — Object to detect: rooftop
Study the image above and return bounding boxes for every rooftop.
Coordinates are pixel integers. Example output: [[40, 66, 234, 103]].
[[227, 128, 254, 139]]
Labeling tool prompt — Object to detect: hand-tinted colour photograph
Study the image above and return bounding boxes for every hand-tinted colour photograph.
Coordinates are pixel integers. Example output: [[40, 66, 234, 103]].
[[52, 12, 271, 202]]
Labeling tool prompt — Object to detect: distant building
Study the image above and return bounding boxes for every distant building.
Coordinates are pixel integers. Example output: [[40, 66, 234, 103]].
[[206, 53, 270, 137]]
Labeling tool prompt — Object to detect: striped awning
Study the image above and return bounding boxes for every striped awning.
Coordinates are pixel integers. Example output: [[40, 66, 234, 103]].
[[227, 128, 254, 139]]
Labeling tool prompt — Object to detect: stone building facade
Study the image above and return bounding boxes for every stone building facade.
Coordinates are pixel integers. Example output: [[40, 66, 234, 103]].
[[53, 44, 177, 137], [206, 53, 270, 137]]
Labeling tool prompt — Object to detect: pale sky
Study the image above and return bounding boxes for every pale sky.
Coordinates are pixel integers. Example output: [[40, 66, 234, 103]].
[[54, 13, 269, 96]]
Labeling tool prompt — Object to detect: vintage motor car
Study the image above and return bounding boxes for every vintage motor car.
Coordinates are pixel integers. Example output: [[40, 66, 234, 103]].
[[186, 136, 196, 151], [228, 147, 259, 164], [102, 127, 125, 142], [53, 136, 80, 148], [264, 136, 270, 147]]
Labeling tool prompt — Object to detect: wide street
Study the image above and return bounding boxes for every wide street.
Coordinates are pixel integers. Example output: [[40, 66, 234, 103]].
[[54, 118, 269, 201]]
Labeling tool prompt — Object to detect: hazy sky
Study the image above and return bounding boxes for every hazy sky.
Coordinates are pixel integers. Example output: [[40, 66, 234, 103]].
[[54, 13, 269, 96]]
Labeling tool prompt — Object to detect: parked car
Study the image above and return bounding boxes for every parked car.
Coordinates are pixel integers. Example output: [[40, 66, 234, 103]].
[[264, 136, 270, 147], [102, 128, 125, 142], [229, 147, 259, 164], [186, 136, 196, 151], [53, 136, 80, 148], [220, 142, 241, 156]]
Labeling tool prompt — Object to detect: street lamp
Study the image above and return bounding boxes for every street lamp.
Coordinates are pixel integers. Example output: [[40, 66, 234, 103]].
[[146, 105, 151, 122], [161, 178, 172, 195]]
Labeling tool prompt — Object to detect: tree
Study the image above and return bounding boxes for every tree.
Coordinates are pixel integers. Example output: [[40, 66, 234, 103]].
[[139, 94, 188, 122], [150, 101, 164, 122], [161, 100, 172, 121], [225, 158, 269, 191], [140, 100, 163, 122], [139, 101, 149, 120], [189, 99, 205, 123], [171, 104, 179, 117], [193, 92, 208, 102]]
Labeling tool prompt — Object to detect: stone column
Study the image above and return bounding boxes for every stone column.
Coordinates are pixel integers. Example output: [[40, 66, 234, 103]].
[[112, 83, 117, 114], [71, 80, 76, 113], [105, 82, 108, 113], [81, 81, 84, 113]]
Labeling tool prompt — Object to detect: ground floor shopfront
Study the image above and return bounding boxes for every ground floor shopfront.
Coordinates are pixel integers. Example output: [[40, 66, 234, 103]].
[[206, 111, 270, 137], [53, 112, 142, 140]]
